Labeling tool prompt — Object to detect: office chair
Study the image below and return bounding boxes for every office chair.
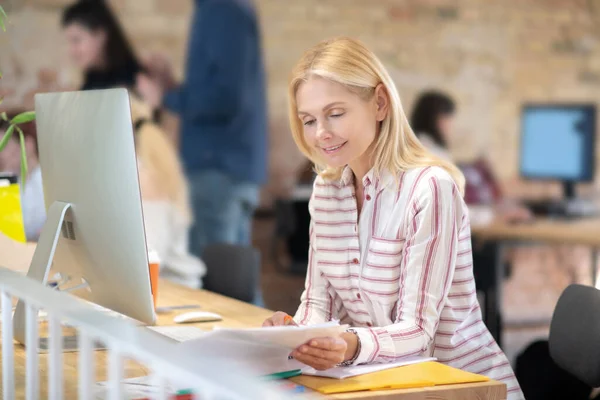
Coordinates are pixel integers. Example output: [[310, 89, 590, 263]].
[[549, 284, 600, 387], [202, 244, 261, 304]]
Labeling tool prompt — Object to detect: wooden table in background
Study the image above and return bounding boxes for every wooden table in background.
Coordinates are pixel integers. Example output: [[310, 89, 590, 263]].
[[0, 280, 506, 399], [471, 216, 600, 346]]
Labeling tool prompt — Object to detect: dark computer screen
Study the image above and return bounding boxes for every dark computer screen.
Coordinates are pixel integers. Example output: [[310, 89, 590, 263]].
[[520, 104, 596, 182]]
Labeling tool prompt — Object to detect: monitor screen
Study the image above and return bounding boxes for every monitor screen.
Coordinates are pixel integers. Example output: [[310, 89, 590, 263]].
[[520, 104, 596, 182]]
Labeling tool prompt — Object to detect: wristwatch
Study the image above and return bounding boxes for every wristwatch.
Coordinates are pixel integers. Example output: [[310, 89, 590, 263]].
[[338, 328, 361, 366]]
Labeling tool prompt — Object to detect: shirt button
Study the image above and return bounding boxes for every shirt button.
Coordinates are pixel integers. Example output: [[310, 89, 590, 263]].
[[366, 322, 372, 327], [366, 194, 371, 201], [357, 293, 361, 300], [352, 258, 359, 264]]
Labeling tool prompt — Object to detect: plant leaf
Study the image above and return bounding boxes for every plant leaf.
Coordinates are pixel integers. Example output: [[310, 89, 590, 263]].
[[0, 112, 6, 121], [10, 111, 36, 124], [0, 6, 7, 33], [17, 127, 27, 179], [0, 124, 14, 152]]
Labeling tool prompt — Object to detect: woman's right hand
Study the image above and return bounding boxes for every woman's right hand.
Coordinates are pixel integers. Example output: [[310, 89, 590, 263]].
[[262, 311, 298, 327]]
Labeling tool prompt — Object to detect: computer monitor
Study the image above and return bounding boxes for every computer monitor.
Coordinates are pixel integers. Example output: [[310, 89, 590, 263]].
[[520, 104, 596, 200], [13, 89, 156, 345]]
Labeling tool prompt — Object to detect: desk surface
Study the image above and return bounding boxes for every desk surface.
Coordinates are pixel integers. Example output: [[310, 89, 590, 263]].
[[472, 216, 600, 247], [1, 280, 506, 399]]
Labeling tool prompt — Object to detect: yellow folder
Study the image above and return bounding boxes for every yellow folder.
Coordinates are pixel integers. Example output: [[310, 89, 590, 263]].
[[0, 179, 26, 243], [291, 361, 489, 394]]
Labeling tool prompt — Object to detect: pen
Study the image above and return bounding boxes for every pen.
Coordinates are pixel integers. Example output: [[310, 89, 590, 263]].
[[263, 369, 303, 380]]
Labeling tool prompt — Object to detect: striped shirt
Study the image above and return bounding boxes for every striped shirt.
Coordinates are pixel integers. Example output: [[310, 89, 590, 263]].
[[293, 165, 523, 399]]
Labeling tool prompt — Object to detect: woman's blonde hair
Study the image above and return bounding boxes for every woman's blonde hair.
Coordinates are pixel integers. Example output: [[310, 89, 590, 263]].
[[129, 96, 192, 222], [288, 37, 465, 194]]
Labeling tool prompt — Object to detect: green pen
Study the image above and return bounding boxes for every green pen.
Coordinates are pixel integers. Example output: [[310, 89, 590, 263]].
[[262, 369, 303, 380]]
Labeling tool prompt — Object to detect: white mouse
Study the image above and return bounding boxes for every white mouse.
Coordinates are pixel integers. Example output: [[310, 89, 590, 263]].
[[173, 311, 223, 324]]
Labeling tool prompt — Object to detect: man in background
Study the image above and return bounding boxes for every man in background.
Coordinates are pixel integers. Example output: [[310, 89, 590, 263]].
[[137, 0, 268, 260]]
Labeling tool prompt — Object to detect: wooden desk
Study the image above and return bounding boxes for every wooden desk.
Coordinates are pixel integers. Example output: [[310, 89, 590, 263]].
[[471, 216, 600, 345], [472, 217, 600, 247], [1, 280, 506, 399]]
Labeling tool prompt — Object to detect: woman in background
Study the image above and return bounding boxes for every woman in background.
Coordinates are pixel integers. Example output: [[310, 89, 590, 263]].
[[60, 0, 205, 288], [410, 90, 532, 223], [62, 0, 142, 91]]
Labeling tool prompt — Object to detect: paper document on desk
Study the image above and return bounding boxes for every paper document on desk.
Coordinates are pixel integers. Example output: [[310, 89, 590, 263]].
[[95, 376, 177, 399], [211, 320, 348, 349], [177, 321, 347, 376], [177, 332, 306, 375], [302, 355, 436, 379]]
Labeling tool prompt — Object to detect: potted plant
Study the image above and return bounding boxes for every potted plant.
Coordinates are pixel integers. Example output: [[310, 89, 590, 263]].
[[0, 5, 36, 180]]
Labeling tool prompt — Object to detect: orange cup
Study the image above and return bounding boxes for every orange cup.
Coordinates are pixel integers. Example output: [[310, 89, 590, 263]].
[[148, 250, 160, 309]]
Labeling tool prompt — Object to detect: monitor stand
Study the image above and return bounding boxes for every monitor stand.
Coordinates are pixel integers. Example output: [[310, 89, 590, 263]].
[[12, 201, 106, 351], [524, 181, 598, 219]]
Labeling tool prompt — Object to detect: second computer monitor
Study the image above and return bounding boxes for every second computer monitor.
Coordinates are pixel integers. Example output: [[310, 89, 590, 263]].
[[520, 104, 596, 199]]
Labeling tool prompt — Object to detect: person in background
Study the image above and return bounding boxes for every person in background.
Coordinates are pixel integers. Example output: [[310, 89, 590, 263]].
[[130, 97, 206, 288], [0, 111, 45, 242], [262, 37, 523, 399], [60, 0, 205, 288], [136, 0, 268, 258], [62, 0, 142, 91], [410, 90, 532, 224]]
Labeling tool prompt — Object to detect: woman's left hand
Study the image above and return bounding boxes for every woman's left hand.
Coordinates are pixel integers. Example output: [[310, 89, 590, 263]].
[[291, 337, 347, 370], [291, 332, 358, 371]]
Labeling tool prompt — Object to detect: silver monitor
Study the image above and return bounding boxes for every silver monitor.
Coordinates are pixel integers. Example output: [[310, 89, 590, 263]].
[[14, 88, 156, 345]]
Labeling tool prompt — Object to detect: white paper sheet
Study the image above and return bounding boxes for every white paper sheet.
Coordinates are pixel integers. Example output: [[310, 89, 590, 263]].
[[176, 321, 347, 376], [301, 356, 436, 379], [211, 320, 348, 349], [94, 376, 178, 399]]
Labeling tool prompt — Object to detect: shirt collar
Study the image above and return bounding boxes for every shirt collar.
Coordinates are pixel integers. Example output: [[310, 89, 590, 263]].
[[339, 166, 396, 192]]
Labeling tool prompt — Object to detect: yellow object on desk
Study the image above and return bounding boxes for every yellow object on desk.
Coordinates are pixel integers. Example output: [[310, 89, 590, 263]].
[[0, 175, 26, 243], [292, 361, 489, 394]]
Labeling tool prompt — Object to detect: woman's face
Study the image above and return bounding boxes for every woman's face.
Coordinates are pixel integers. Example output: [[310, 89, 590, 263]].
[[296, 76, 388, 178], [64, 23, 106, 70]]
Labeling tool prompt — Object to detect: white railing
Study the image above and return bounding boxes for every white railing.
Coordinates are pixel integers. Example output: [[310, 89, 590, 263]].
[[0, 266, 292, 400]]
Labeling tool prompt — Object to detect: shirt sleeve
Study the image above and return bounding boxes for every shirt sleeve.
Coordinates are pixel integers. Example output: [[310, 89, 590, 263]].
[[293, 198, 333, 325], [162, 1, 250, 122], [351, 173, 461, 365]]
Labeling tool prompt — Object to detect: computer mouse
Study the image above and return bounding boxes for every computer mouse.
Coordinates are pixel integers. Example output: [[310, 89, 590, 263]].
[[173, 311, 223, 324]]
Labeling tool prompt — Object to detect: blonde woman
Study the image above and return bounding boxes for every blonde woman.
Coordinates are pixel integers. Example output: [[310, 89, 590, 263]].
[[130, 96, 206, 289], [262, 37, 523, 399]]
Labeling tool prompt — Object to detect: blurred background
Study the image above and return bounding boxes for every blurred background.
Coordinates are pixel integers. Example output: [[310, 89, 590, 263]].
[[1, 0, 600, 375]]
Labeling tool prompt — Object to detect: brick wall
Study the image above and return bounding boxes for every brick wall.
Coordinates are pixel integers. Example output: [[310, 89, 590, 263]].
[[2, 0, 600, 204]]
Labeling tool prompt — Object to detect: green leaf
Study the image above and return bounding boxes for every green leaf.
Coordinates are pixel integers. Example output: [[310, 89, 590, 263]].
[[0, 5, 5, 33], [0, 124, 14, 152], [10, 111, 36, 124], [0, 112, 6, 121], [17, 127, 27, 179]]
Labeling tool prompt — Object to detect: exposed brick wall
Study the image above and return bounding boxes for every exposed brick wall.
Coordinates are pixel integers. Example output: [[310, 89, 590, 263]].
[[2, 0, 600, 203]]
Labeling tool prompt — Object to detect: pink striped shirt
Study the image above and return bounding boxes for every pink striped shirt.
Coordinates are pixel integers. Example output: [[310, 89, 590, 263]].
[[293, 165, 523, 399]]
